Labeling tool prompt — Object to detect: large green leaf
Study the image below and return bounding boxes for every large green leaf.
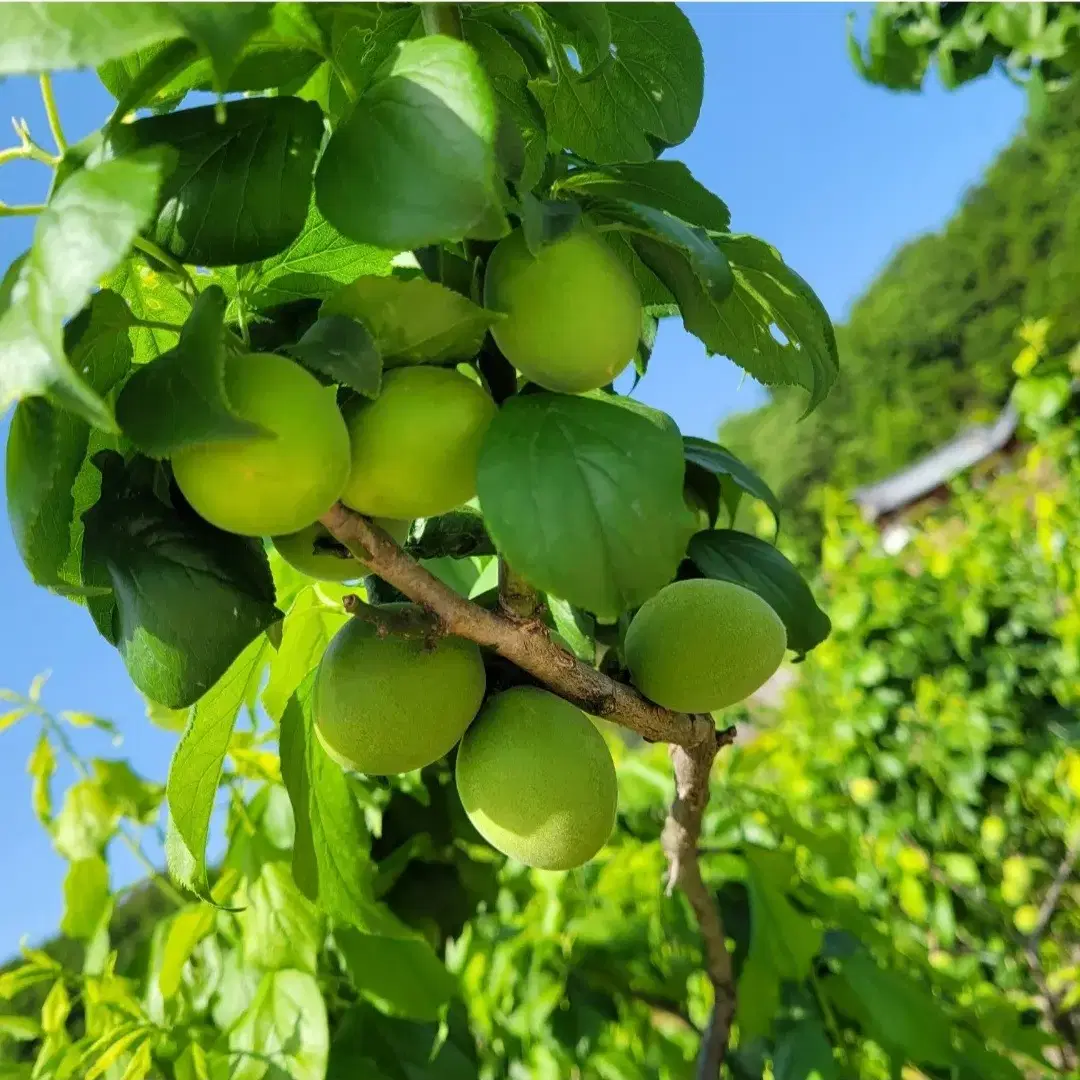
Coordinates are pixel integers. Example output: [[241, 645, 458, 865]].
[[477, 393, 694, 618], [0, 155, 163, 429], [229, 970, 329, 1080], [279, 675, 404, 935], [165, 637, 268, 897], [242, 861, 323, 975], [736, 849, 823, 1041], [541, 3, 612, 75], [103, 256, 187, 364], [557, 161, 731, 232], [82, 452, 280, 708], [165, 3, 270, 92], [687, 530, 830, 656], [116, 286, 267, 457], [321, 276, 500, 366], [336, 928, 457, 1022], [529, 4, 703, 164], [636, 233, 839, 411], [316, 36, 505, 249], [99, 97, 324, 266], [241, 197, 395, 312], [0, 5, 183, 73]]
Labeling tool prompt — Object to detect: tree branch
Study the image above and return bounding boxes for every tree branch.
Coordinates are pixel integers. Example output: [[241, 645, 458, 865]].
[[321, 502, 739, 1072], [321, 502, 720, 750], [1030, 836, 1079, 943], [663, 740, 737, 1079]]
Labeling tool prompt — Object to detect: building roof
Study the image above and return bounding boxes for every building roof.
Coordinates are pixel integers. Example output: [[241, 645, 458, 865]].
[[852, 400, 1020, 521]]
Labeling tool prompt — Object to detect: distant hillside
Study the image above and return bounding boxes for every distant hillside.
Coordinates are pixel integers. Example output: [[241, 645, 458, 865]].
[[722, 79, 1080, 532]]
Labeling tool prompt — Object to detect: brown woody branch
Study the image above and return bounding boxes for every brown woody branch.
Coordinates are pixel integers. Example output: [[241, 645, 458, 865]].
[[320, 502, 738, 1074], [663, 739, 738, 1079]]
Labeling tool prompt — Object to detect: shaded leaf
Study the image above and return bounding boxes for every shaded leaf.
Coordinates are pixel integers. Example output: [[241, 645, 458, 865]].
[[60, 856, 111, 941], [284, 315, 382, 398], [242, 861, 322, 975], [773, 1018, 838, 1080], [683, 436, 781, 529]]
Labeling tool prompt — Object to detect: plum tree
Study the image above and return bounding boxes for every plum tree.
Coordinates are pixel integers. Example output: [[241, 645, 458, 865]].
[[340, 366, 497, 519], [272, 519, 411, 582], [455, 687, 618, 870], [171, 352, 351, 536], [624, 578, 787, 712], [484, 227, 642, 393], [314, 604, 486, 775]]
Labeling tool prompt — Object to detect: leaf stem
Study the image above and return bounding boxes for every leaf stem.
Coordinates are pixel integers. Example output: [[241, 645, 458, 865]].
[[0, 201, 46, 217], [131, 237, 198, 298], [39, 74, 67, 154], [130, 317, 185, 333]]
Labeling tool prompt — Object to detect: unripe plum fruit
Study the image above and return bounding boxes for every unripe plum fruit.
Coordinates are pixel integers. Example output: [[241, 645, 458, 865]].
[[272, 518, 411, 582], [341, 366, 497, 519], [484, 227, 642, 393], [315, 605, 486, 775], [624, 578, 786, 713], [455, 686, 617, 870], [171, 352, 350, 536]]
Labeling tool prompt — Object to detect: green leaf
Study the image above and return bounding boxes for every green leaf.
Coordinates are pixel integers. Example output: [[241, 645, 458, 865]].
[[116, 286, 267, 457], [638, 232, 838, 411], [557, 161, 731, 232], [542, 2, 612, 74], [90, 759, 164, 824], [736, 849, 823, 1041], [6, 290, 135, 594], [284, 315, 382, 398], [0, 155, 163, 429], [0, 5, 183, 73], [529, 4, 703, 165], [462, 17, 548, 192], [322, 276, 500, 367], [477, 393, 694, 619], [242, 861, 322, 975], [336, 928, 456, 1022], [60, 856, 111, 941], [27, 732, 55, 828], [158, 905, 215, 1000], [773, 1019, 838, 1080], [242, 197, 396, 312], [688, 530, 830, 656], [279, 675, 402, 934], [316, 36, 504, 249], [100, 39, 200, 120], [229, 970, 329, 1080], [103, 257, 187, 365], [99, 97, 324, 266], [82, 452, 279, 707], [166, 4, 271, 93], [546, 596, 596, 662], [683, 437, 781, 528], [829, 950, 956, 1068], [53, 780, 117, 860], [0, 1014, 42, 1041], [165, 637, 267, 898], [262, 587, 348, 724], [519, 193, 582, 255]]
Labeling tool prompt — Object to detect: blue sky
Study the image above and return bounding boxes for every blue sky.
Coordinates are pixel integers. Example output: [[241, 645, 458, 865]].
[[0, 5, 1027, 954]]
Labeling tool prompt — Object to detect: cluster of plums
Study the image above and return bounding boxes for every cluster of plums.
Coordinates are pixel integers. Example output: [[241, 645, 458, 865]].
[[167, 225, 787, 871]]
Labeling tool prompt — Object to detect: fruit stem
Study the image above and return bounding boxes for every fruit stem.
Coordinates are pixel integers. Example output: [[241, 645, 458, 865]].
[[341, 593, 442, 643], [39, 74, 67, 155], [498, 557, 544, 621]]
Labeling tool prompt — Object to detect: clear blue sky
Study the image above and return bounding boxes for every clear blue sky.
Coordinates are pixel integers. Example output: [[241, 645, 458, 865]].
[[0, 5, 1026, 954]]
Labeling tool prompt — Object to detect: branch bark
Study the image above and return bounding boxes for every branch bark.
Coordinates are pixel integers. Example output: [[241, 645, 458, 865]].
[[320, 502, 739, 1072], [663, 740, 737, 1079], [321, 504, 719, 749]]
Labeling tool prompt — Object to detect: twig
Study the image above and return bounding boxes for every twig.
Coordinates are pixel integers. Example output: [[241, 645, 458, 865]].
[[321, 504, 718, 749], [0, 201, 46, 217], [1030, 836, 1079, 943], [662, 739, 737, 1079], [341, 593, 442, 643], [39, 74, 67, 154]]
